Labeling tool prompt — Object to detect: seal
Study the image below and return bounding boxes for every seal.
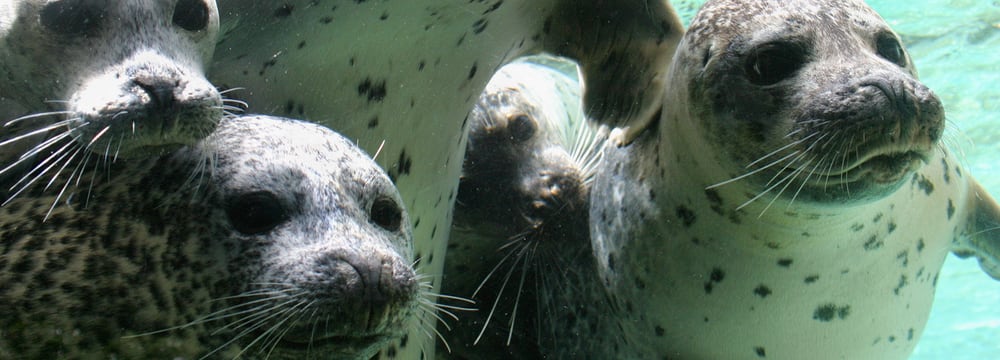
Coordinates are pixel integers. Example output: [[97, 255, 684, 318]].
[[0, 0, 224, 204], [440, 58, 607, 358], [584, 0, 1000, 359], [0, 114, 423, 359], [208, 1, 684, 357]]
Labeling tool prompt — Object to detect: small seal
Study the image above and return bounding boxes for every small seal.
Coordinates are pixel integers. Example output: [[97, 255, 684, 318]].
[[585, 0, 1000, 359], [0, 115, 421, 359], [441, 58, 606, 358], [208, 1, 684, 357], [0, 0, 224, 203]]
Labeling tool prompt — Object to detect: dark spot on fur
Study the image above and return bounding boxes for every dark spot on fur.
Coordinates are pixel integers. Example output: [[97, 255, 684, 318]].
[[753, 285, 772, 298], [804, 275, 819, 284], [418, 61, 426, 71], [917, 238, 925, 252], [297, 40, 306, 49], [777, 258, 793, 268], [863, 235, 883, 251], [472, 18, 488, 34], [654, 325, 665, 337], [755, 347, 766, 358], [367, 116, 379, 128], [907, 328, 914, 341], [888, 221, 897, 233], [468, 62, 478, 80], [813, 304, 850, 322], [357, 77, 387, 103], [676, 205, 696, 227], [850, 223, 864, 232], [319, 16, 333, 24], [947, 199, 955, 220], [893, 275, 908, 295], [274, 4, 293, 18], [379, 11, 389, 20], [912, 174, 934, 195], [704, 267, 725, 294]]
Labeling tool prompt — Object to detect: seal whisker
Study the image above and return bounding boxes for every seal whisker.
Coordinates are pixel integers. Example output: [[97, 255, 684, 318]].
[[707, 150, 801, 190], [43, 146, 85, 220], [5, 140, 77, 204], [0, 119, 74, 148], [3, 110, 73, 127]]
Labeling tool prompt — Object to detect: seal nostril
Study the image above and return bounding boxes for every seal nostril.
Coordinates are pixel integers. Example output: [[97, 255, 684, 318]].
[[134, 78, 178, 110]]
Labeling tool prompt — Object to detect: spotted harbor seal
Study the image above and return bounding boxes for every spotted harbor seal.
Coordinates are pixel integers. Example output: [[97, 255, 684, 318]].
[[0, 0, 225, 206], [0, 114, 424, 359], [440, 58, 607, 358], [582, 0, 1000, 359], [208, 1, 684, 357]]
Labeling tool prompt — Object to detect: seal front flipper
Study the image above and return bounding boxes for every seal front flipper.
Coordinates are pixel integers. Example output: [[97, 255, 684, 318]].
[[544, 0, 683, 146], [953, 179, 1000, 280]]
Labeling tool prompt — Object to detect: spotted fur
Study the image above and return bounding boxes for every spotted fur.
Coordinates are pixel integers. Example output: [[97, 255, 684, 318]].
[[208, 1, 684, 358], [0, 115, 421, 359], [586, 0, 1000, 359]]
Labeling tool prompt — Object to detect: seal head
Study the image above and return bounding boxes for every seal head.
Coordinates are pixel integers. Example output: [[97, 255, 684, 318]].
[[0, 115, 419, 359], [0, 0, 223, 159]]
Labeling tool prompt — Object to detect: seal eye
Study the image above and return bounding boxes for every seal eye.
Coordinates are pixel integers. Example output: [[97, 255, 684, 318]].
[[40, 0, 107, 37], [507, 114, 536, 143], [227, 191, 289, 235], [875, 32, 906, 67], [745, 42, 808, 86], [173, 0, 210, 32], [370, 196, 403, 232]]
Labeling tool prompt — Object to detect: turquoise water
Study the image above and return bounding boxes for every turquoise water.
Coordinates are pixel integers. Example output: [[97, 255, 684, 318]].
[[676, 1, 1000, 358]]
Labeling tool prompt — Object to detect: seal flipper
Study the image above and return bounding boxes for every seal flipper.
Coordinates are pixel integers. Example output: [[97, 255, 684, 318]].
[[544, 0, 683, 145], [953, 179, 1000, 280]]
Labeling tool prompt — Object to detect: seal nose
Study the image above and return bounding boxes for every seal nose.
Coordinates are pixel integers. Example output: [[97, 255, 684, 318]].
[[311, 250, 418, 332], [858, 75, 944, 142], [133, 76, 179, 110], [862, 77, 916, 119]]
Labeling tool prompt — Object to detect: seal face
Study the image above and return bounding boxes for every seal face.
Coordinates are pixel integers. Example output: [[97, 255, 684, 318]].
[[0, 0, 223, 198], [208, 1, 683, 357], [441, 59, 606, 359], [0, 115, 420, 359], [582, 0, 1000, 359]]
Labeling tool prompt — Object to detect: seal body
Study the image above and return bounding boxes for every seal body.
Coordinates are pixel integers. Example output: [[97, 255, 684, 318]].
[[441, 58, 607, 358], [584, 0, 1000, 359], [0, 115, 420, 359], [0, 0, 223, 188], [208, 2, 684, 357]]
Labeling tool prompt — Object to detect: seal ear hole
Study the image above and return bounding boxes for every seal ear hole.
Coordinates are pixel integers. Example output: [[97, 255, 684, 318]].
[[507, 114, 536, 143], [173, 0, 210, 32], [744, 41, 809, 86], [875, 32, 906, 67], [370, 196, 403, 232], [40, 0, 106, 36], [226, 191, 289, 235]]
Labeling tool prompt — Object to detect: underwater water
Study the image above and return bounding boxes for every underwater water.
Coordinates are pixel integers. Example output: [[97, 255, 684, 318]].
[[676, 1, 1000, 358]]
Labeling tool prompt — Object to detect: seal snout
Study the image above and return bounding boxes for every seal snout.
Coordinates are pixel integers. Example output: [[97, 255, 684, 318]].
[[294, 247, 418, 332], [856, 76, 944, 143]]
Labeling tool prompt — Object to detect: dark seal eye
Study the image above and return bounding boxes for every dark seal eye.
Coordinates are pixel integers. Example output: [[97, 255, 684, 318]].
[[173, 0, 210, 32], [227, 191, 289, 235], [370, 196, 403, 232], [507, 114, 536, 143], [745, 41, 808, 86], [40, 0, 107, 36], [875, 32, 906, 67]]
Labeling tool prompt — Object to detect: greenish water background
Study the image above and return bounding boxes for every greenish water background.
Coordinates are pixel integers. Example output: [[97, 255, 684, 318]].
[[672, 1, 1000, 358]]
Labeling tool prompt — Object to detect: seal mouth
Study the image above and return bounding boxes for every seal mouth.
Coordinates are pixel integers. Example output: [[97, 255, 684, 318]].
[[820, 149, 929, 185], [276, 333, 390, 352]]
